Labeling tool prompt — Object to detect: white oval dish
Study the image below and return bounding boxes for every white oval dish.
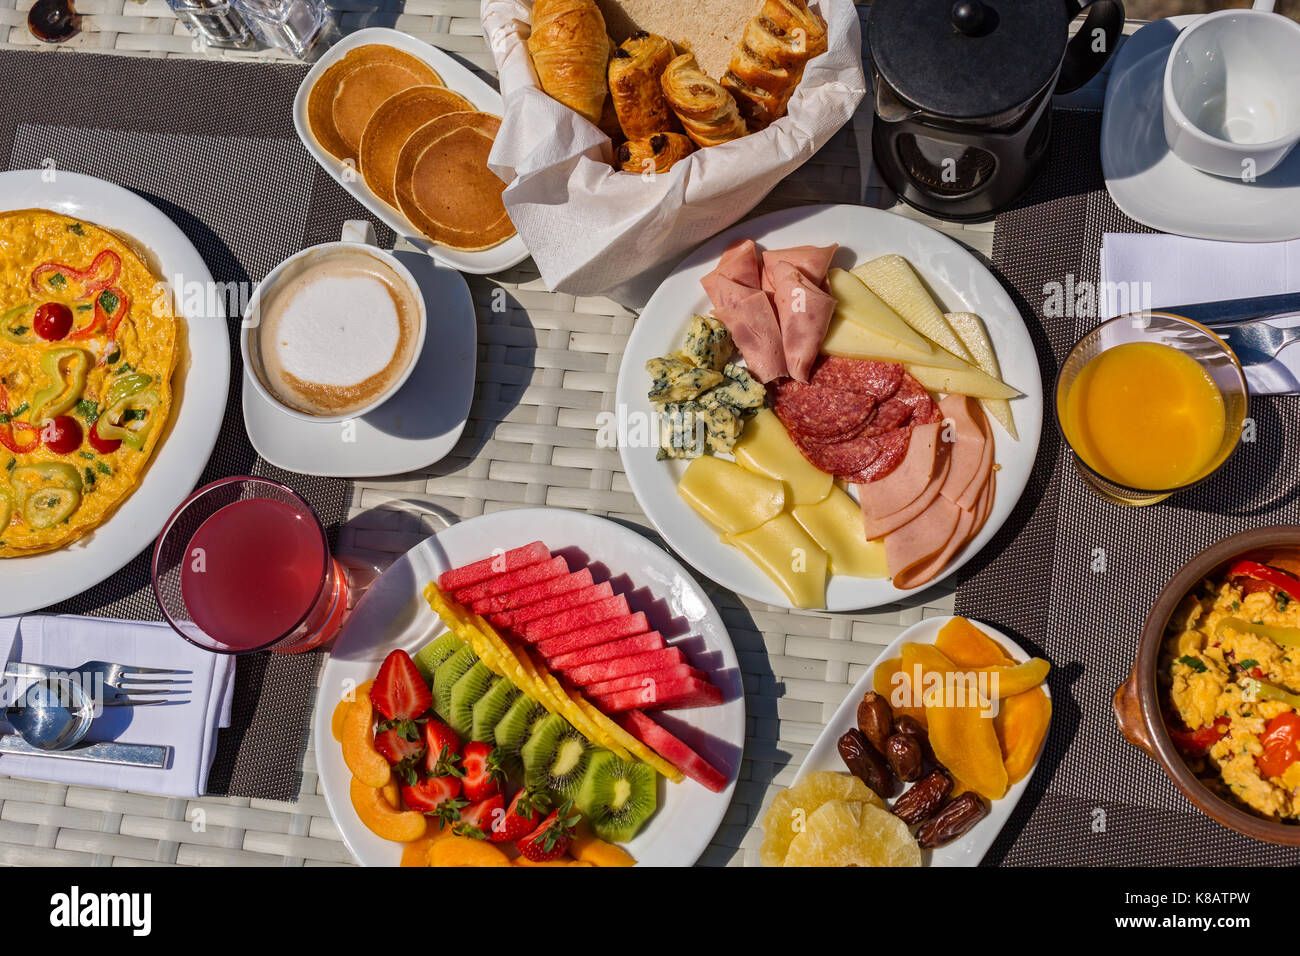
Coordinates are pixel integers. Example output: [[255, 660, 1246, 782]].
[[314, 507, 744, 867]]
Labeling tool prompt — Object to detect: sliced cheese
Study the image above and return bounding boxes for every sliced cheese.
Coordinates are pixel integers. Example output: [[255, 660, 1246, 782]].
[[853, 255, 972, 362], [828, 268, 932, 352], [679, 455, 785, 533], [821, 311, 968, 370], [792, 486, 888, 579], [945, 311, 1018, 441], [733, 408, 833, 506], [905, 362, 1023, 401], [724, 513, 828, 609]]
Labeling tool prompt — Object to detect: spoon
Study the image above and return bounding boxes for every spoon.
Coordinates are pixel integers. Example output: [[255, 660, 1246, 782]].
[[4, 675, 94, 752]]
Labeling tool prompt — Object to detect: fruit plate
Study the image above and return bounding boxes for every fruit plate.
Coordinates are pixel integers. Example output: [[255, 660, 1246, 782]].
[[615, 204, 1043, 611], [314, 507, 745, 867], [292, 27, 531, 276], [792, 615, 1050, 866]]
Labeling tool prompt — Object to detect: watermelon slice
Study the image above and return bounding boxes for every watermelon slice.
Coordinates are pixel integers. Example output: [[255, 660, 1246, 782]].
[[489, 582, 614, 629], [591, 676, 723, 713], [536, 613, 653, 659], [470, 568, 593, 615], [581, 666, 706, 699], [618, 710, 729, 793], [452, 555, 568, 604], [545, 631, 666, 670], [438, 542, 551, 592], [517, 595, 630, 643], [560, 647, 687, 687]]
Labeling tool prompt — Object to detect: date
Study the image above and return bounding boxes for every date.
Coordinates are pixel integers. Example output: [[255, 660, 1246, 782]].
[[856, 692, 894, 753], [917, 792, 989, 848], [891, 770, 952, 825], [837, 727, 897, 799], [893, 714, 938, 770], [885, 733, 923, 782]]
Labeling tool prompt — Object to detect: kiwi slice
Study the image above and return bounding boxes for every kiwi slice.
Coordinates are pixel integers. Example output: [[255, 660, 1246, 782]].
[[495, 695, 547, 778], [412, 632, 465, 682], [471, 677, 519, 744], [575, 750, 658, 843], [521, 713, 591, 799], [448, 663, 497, 738], [433, 645, 479, 720]]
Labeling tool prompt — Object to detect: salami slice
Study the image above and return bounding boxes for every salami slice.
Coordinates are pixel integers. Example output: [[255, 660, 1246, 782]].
[[791, 429, 881, 476], [848, 427, 912, 483], [810, 356, 904, 400], [771, 380, 877, 440], [861, 398, 912, 437], [893, 373, 941, 424]]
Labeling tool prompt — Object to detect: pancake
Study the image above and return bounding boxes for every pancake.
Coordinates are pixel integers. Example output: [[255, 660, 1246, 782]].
[[394, 112, 516, 252], [332, 49, 443, 158], [360, 85, 475, 208], [306, 56, 359, 161]]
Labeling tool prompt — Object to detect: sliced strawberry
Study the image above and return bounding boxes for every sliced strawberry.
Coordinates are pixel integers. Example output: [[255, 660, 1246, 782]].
[[402, 775, 466, 829], [514, 802, 581, 862], [490, 788, 551, 844], [455, 793, 505, 840], [461, 741, 505, 802], [423, 718, 462, 773], [369, 650, 432, 721], [374, 725, 425, 768]]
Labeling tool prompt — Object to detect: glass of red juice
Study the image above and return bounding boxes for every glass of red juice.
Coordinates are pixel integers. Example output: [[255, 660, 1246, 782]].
[[152, 476, 347, 654]]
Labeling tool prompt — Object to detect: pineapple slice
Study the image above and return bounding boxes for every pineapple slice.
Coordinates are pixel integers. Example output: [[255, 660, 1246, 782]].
[[946, 311, 1019, 441], [853, 255, 972, 362]]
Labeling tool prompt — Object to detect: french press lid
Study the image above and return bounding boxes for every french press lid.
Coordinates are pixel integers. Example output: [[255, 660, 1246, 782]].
[[868, 0, 1069, 121]]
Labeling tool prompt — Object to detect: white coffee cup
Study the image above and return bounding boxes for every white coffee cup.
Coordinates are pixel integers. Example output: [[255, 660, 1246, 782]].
[[1163, 4, 1300, 180], [241, 221, 428, 424]]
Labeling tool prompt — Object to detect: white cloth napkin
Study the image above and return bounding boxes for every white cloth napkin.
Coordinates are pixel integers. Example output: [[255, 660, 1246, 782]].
[[0, 615, 236, 797], [1099, 233, 1300, 394]]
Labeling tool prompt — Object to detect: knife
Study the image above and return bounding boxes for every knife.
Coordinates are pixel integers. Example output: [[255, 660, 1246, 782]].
[[0, 735, 171, 768], [1130, 292, 1300, 367]]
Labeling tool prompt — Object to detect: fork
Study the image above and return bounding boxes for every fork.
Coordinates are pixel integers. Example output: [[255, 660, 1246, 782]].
[[1143, 292, 1300, 366], [3, 660, 191, 707]]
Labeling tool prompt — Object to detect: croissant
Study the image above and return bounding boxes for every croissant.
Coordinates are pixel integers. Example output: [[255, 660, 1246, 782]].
[[723, 0, 827, 129], [608, 31, 679, 140], [660, 53, 747, 148], [528, 0, 611, 124], [616, 132, 695, 173]]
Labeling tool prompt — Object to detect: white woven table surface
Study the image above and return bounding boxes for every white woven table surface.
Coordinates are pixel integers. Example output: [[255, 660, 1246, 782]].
[[0, 2, 1121, 867]]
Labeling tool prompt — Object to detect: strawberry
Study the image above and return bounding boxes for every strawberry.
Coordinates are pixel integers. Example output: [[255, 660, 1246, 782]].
[[423, 719, 462, 773], [461, 741, 504, 802], [490, 788, 550, 844], [514, 802, 582, 862], [374, 726, 426, 782], [369, 650, 432, 721], [455, 793, 505, 840], [402, 775, 466, 829]]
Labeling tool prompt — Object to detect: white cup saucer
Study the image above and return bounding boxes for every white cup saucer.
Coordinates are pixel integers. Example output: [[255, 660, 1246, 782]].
[[1101, 15, 1300, 242], [241, 250, 476, 478]]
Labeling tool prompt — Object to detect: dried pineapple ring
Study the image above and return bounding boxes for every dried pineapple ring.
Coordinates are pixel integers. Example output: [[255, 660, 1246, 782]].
[[783, 799, 921, 868], [759, 771, 882, 867]]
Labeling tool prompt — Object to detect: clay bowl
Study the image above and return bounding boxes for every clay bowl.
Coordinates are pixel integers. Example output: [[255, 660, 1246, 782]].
[[1115, 525, 1300, 845]]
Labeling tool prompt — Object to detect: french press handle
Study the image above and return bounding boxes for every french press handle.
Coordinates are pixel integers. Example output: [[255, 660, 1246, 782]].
[[1056, 0, 1125, 94]]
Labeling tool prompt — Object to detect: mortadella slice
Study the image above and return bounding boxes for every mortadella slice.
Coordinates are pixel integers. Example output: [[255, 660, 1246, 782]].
[[938, 394, 989, 504], [885, 496, 962, 588], [956, 415, 995, 511], [701, 272, 788, 382], [861, 441, 951, 539], [715, 238, 762, 289], [895, 465, 997, 590], [761, 244, 838, 292], [863, 422, 942, 520], [770, 260, 836, 383]]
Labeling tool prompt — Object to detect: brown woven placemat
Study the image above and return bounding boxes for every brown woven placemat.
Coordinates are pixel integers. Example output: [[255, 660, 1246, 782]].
[[957, 109, 1300, 865], [0, 49, 380, 800]]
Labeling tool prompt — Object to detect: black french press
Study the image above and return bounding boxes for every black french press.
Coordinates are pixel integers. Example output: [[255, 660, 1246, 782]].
[[868, 0, 1125, 221]]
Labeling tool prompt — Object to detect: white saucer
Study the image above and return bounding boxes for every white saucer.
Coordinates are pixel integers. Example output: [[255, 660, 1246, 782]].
[[1102, 16, 1300, 242], [241, 251, 476, 478]]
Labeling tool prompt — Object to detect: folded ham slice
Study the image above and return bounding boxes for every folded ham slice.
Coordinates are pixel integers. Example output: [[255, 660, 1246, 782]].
[[715, 238, 762, 289], [700, 272, 787, 382], [770, 260, 836, 383], [761, 244, 838, 292]]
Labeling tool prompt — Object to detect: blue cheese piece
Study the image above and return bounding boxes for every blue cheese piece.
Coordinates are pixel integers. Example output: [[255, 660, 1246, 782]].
[[700, 363, 766, 411], [646, 356, 725, 404], [657, 402, 706, 460], [680, 314, 734, 371], [700, 402, 743, 455]]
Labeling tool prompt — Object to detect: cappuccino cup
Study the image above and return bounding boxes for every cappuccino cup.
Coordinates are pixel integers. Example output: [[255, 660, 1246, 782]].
[[242, 221, 427, 423]]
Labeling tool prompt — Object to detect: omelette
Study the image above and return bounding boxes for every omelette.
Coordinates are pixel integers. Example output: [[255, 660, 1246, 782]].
[[0, 209, 177, 556]]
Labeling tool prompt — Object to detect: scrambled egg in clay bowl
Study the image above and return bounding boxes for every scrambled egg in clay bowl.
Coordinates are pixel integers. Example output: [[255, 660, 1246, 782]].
[[1118, 528, 1300, 845], [0, 171, 229, 615]]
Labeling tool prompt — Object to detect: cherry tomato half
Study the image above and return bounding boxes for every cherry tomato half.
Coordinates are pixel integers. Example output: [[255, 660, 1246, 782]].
[[33, 302, 74, 341], [41, 415, 82, 455], [88, 418, 121, 455]]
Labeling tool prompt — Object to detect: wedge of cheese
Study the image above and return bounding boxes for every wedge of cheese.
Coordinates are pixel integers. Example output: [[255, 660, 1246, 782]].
[[828, 268, 932, 352], [724, 513, 829, 608], [904, 362, 1022, 401], [733, 408, 833, 506], [792, 486, 888, 578], [853, 255, 972, 361], [678, 455, 785, 533], [821, 313, 966, 370], [946, 311, 1018, 441]]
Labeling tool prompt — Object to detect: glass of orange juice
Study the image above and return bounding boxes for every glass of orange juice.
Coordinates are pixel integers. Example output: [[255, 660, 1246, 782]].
[[1056, 313, 1248, 506]]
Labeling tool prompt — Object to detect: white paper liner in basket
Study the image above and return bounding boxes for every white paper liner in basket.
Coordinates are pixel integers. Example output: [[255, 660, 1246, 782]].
[[481, 0, 867, 297]]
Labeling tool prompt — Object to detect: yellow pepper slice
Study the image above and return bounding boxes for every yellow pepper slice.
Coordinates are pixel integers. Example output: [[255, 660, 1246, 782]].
[[30, 347, 90, 424], [11, 462, 82, 530]]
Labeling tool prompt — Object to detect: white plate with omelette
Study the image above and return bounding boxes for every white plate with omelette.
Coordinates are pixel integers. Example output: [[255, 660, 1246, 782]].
[[0, 170, 229, 615]]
